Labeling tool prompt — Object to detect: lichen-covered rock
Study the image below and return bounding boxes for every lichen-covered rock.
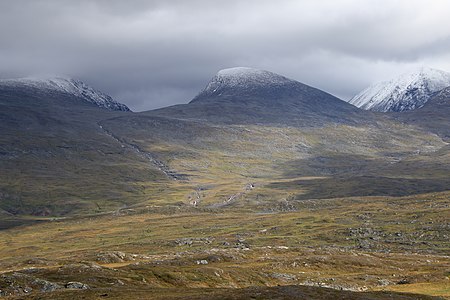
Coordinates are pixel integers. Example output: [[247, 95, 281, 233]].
[[65, 281, 90, 289], [33, 278, 62, 292]]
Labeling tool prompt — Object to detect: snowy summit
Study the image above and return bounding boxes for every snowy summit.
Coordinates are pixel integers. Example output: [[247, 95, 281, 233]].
[[190, 67, 298, 103], [0, 76, 130, 111], [202, 67, 293, 93], [348, 67, 450, 112]]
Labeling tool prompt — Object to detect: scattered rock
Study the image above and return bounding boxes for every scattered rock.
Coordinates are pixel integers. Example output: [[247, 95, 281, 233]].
[[96, 251, 128, 263], [33, 278, 62, 292], [276, 246, 289, 250], [205, 254, 223, 263], [246, 183, 255, 190], [24, 257, 52, 266], [397, 278, 410, 285], [116, 279, 124, 286], [271, 273, 297, 281], [175, 238, 193, 246], [65, 281, 90, 289], [235, 242, 250, 250], [0, 272, 63, 296], [174, 237, 214, 247], [377, 278, 392, 286]]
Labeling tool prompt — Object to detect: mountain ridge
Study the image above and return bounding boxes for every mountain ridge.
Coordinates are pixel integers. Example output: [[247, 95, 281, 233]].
[[348, 66, 450, 112], [0, 76, 130, 111]]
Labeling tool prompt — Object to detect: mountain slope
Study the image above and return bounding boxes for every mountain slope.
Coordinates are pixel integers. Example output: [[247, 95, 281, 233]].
[[0, 76, 130, 111], [0, 80, 165, 217], [148, 67, 367, 126], [98, 67, 447, 210], [396, 86, 450, 140], [349, 67, 450, 112]]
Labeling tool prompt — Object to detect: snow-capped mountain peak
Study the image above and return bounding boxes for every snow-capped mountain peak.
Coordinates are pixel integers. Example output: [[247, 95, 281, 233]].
[[204, 67, 293, 91], [190, 67, 299, 103], [0, 76, 130, 111], [348, 67, 450, 112]]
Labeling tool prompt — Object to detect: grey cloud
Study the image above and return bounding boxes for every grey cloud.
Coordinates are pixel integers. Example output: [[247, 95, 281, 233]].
[[1, 0, 450, 110]]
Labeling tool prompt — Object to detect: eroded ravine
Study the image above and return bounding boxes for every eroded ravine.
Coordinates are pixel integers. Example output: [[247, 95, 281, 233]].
[[97, 122, 186, 181]]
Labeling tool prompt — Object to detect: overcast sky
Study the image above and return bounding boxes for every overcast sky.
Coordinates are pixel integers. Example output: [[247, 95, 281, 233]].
[[1, 0, 450, 111]]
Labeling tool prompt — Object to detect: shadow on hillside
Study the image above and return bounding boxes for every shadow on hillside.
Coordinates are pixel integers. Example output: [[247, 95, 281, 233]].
[[270, 153, 450, 199]]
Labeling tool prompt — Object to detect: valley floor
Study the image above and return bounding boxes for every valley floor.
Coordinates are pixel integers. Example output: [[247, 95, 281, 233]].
[[0, 192, 449, 299]]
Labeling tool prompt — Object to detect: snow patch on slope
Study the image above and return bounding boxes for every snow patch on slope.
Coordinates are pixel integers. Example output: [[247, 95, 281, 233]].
[[0, 76, 130, 111], [348, 67, 450, 112]]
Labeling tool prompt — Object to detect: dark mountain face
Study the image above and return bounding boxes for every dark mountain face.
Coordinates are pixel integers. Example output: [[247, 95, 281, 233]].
[[395, 86, 450, 140], [147, 67, 369, 126], [423, 86, 450, 108], [0, 83, 163, 216]]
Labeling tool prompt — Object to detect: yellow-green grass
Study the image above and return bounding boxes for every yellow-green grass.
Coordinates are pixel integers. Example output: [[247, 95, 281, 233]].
[[0, 192, 448, 298], [379, 282, 450, 298]]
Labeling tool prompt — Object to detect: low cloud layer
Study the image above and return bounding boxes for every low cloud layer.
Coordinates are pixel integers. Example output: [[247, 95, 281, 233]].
[[1, 0, 450, 111]]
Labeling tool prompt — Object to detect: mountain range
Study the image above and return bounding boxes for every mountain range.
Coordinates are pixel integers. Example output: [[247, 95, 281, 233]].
[[0, 67, 449, 299], [1, 66, 449, 217]]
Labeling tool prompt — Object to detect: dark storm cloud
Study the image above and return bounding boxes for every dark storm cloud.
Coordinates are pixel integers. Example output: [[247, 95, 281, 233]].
[[1, 0, 450, 111]]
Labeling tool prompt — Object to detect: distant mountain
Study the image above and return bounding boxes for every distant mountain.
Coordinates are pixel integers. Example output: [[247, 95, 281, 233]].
[[148, 67, 366, 126], [0, 76, 130, 111], [348, 67, 450, 112]]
